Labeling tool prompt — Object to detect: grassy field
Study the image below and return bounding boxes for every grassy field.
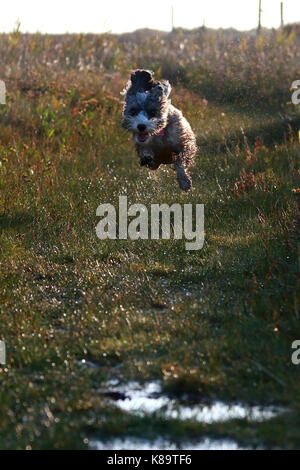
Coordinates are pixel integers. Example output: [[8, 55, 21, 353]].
[[0, 25, 300, 449]]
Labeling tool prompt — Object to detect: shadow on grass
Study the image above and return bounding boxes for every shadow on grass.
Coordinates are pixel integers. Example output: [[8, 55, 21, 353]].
[[0, 212, 34, 231], [198, 113, 300, 154]]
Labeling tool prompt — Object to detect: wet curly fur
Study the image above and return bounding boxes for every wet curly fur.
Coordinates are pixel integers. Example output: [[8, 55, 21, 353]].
[[122, 69, 197, 191]]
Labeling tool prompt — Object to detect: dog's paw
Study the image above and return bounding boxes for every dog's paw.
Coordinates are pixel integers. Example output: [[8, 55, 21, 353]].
[[147, 160, 160, 171], [140, 155, 153, 167], [178, 175, 192, 192]]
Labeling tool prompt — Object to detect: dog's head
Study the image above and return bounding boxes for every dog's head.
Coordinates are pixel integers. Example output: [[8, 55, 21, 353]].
[[122, 69, 171, 144]]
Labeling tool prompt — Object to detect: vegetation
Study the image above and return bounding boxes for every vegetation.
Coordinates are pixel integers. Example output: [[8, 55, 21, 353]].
[[0, 24, 299, 449]]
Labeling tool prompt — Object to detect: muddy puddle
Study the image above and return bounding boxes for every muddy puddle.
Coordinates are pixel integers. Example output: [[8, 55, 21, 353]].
[[89, 379, 283, 450], [90, 437, 251, 450], [101, 380, 281, 423]]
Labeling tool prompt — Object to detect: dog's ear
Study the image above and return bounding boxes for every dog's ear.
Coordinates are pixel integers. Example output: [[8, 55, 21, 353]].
[[130, 69, 155, 92], [160, 80, 172, 98], [149, 81, 171, 101], [150, 83, 166, 101]]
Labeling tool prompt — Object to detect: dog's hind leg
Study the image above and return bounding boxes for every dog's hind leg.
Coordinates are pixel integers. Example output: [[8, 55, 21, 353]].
[[175, 154, 192, 192]]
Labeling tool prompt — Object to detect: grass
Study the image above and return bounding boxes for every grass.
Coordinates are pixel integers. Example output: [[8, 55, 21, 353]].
[[0, 25, 300, 449]]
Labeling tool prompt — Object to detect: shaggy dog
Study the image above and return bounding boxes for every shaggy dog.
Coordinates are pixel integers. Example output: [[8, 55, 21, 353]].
[[122, 69, 197, 191]]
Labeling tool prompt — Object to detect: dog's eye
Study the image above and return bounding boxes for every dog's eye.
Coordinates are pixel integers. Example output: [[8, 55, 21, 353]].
[[129, 108, 139, 116], [148, 109, 156, 118]]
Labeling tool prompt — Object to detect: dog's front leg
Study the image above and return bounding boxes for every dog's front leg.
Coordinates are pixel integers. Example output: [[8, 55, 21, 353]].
[[137, 148, 160, 170], [137, 147, 153, 167], [140, 154, 154, 167], [175, 153, 192, 192]]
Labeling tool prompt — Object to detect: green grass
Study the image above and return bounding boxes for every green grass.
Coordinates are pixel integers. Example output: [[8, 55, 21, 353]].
[[0, 27, 300, 449]]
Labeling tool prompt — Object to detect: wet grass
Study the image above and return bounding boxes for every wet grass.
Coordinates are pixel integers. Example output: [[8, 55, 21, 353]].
[[0, 28, 300, 449]]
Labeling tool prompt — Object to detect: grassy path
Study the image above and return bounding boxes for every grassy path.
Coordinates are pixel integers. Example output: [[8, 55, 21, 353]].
[[0, 79, 300, 448]]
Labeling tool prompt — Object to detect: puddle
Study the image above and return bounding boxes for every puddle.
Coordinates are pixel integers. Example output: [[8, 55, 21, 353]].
[[101, 381, 282, 424], [89, 380, 281, 450], [90, 437, 250, 450]]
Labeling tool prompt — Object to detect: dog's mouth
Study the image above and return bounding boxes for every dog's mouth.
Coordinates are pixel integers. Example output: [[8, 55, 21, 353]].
[[136, 132, 150, 142], [137, 132, 149, 143]]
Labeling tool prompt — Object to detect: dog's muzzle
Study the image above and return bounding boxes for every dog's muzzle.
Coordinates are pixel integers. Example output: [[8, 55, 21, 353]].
[[137, 133, 149, 142]]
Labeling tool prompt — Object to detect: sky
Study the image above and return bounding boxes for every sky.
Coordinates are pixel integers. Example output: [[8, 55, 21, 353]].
[[0, 0, 299, 34]]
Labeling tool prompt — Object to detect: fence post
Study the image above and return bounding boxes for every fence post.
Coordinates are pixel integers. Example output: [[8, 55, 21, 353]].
[[257, 0, 262, 33], [171, 5, 174, 31]]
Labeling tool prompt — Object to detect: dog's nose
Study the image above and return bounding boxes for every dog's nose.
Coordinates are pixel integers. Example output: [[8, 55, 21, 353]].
[[137, 124, 146, 132]]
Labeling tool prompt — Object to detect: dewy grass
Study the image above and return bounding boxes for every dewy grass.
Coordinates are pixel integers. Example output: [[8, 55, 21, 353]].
[[0, 26, 300, 449]]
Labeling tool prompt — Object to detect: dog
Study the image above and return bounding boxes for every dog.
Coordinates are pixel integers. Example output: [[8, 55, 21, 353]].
[[122, 69, 197, 191]]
